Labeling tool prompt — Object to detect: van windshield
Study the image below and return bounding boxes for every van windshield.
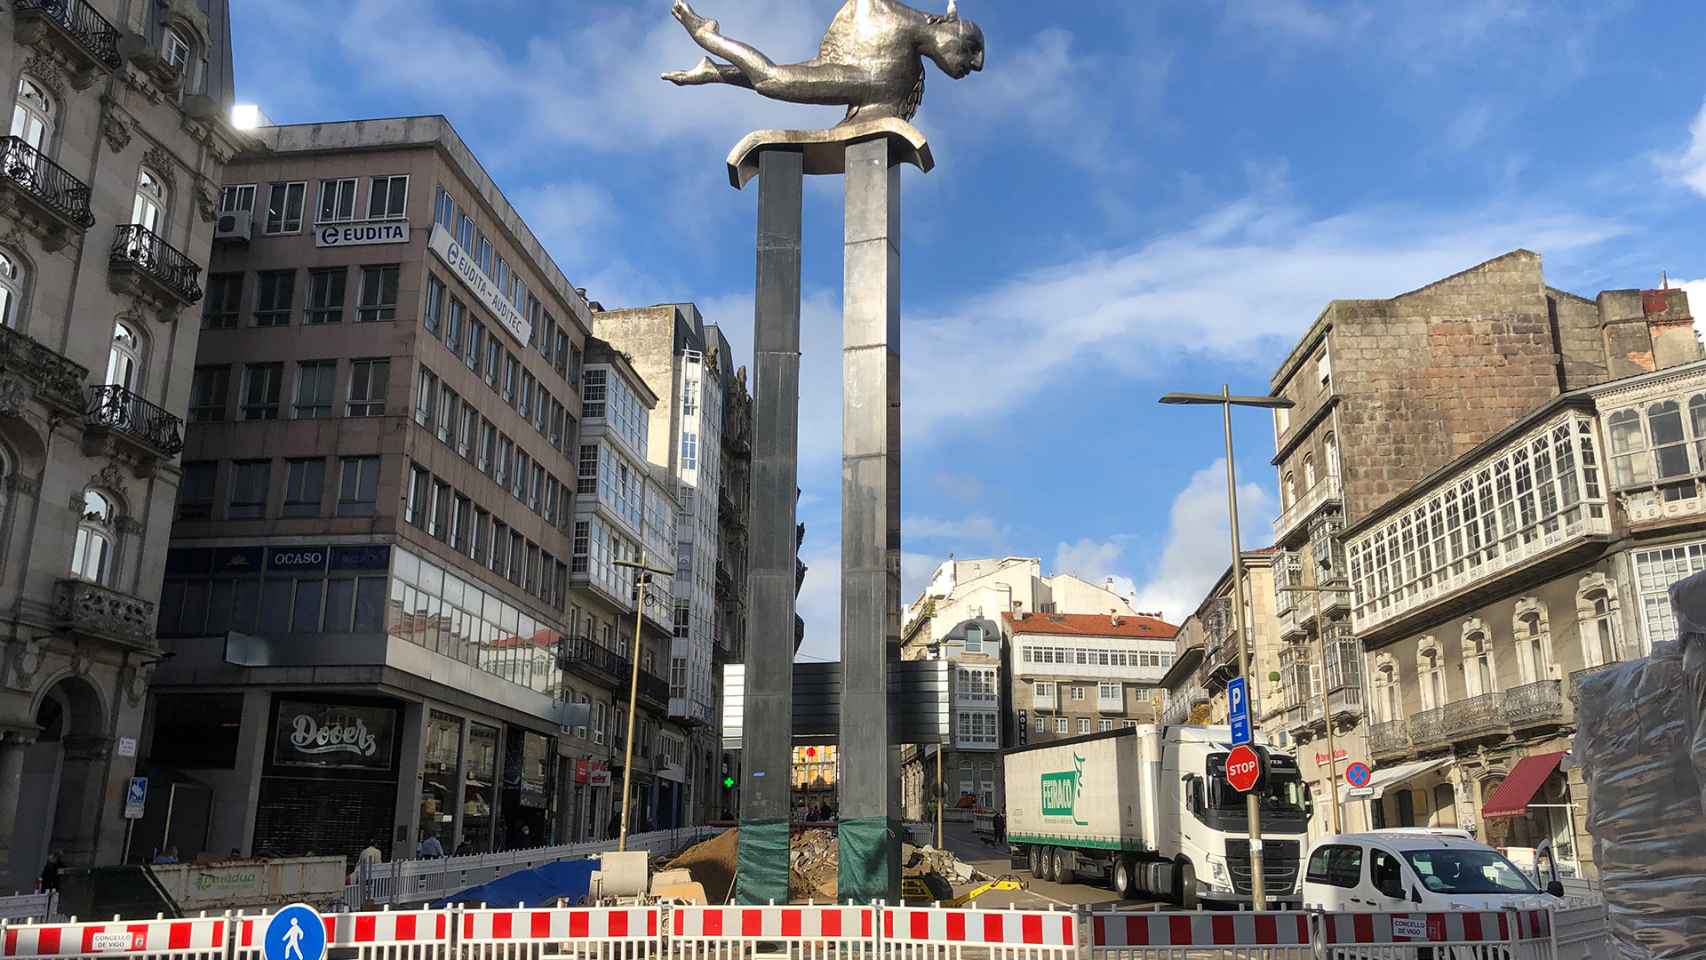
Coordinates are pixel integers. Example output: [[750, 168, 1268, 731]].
[[1402, 848, 1538, 896]]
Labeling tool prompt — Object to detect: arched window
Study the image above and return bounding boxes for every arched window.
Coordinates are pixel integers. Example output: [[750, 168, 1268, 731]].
[[1606, 408, 1648, 488], [10, 76, 54, 151], [1461, 625, 1497, 698], [106, 321, 143, 391], [71, 490, 116, 584], [1577, 576, 1623, 668], [132, 168, 168, 233], [1324, 432, 1340, 478], [1417, 640, 1446, 711], [0, 250, 23, 328], [1514, 600, 1551, 684], [164, 28, 193, 74], [1303, 454, 1316, 489], [1690, 395, 1706, 468], [1373, 654, 1401, 722], [1432, 783, 1458, 828], [1283, 473, 1296, 508]]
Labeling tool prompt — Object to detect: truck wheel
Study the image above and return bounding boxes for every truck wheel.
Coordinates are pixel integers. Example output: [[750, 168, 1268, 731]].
[[1053, 848, 1074, 885], [1176, 859, 1198, 910], [1113, 857, 1135, 899], [1027, 846, 1043, 878], [1039, 846, 1056, 882]]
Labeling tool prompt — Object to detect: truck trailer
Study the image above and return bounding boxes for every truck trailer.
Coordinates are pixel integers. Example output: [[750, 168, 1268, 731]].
[[1003, 724, 1311, 907]]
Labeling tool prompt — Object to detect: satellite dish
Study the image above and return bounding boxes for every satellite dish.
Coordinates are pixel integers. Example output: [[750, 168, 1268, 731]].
[[116, 31, 150, 61]]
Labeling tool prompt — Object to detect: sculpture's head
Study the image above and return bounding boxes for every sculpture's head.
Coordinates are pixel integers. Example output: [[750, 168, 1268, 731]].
[[922, 1, 984, 79]]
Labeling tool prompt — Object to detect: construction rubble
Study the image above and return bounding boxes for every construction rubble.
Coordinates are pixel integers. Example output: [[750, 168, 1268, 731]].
[[663, 828, 984, 905]]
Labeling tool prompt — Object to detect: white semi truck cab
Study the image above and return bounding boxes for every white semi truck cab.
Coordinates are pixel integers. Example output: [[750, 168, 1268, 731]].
[[1004, 725, 1312, 907]]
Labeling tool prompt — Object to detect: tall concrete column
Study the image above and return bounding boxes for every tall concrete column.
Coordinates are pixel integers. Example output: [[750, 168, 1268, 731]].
[[735, 148, 803, 905], [0, 732, 32, 890], [838, 135, 902, 903]]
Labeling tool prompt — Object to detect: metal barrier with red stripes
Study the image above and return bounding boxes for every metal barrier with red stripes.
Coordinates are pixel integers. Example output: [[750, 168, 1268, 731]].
[[2, 915, 227, 960], [1318, 909, 1553, 960], [462, 906, 661, 960], [670, 903, 878, 959], [233, 909, 451, 960], [1091, 911, 1314, 960], [882, 904, 1076, 960]]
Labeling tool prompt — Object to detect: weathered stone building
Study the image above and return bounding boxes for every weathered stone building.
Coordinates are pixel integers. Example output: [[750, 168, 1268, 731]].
[[0, 0, 247, 887]]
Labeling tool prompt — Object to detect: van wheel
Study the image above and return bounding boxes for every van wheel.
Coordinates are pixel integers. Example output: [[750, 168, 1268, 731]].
[[1113, 857, 1135, 899], [1176, 859, 1198, 910], [1053, 848, 1074, 885]]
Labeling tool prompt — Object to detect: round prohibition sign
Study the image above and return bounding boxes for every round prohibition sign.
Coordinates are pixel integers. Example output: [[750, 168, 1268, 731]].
[[1345, 761, 1373, 789]]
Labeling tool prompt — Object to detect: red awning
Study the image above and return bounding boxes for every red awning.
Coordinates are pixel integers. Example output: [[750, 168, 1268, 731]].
[[1480, 751, 1566, 819]]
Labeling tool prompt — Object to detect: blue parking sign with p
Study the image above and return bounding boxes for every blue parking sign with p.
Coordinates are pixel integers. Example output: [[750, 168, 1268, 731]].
[[264, 904, 325, 960], [1228, 677, 1251, 746]]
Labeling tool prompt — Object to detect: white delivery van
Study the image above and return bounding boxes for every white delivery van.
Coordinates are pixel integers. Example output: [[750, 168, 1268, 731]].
[[1300, 831, 1565, 912]]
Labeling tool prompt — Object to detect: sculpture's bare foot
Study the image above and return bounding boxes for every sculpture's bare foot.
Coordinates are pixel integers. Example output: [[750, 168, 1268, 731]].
[[662, 57, 726, 86], [670, 0, 719, 40]]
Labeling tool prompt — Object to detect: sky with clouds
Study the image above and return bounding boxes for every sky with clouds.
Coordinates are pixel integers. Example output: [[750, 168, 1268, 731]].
[[232, 0, 1706, 662]]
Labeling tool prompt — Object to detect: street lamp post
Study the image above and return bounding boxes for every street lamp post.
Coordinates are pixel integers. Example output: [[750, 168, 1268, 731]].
[[1161, 385, 1294, 911], [614, 554, 675, 853]]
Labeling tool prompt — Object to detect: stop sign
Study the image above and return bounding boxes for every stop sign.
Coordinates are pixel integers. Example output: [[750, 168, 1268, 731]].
[[1226, 744, 1263, 793]]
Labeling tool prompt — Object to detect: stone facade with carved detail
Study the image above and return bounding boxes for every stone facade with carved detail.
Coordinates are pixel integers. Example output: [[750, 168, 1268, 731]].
[[0, 0, 247, 888]]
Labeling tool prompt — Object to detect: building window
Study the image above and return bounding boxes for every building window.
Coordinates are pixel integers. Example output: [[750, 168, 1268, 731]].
[[1316, 348, 1331, 389], [203, 272, 241, 329], [163, 27, 193, 74], [1055, 717, 1068, 734], [1283, 472, 1296, 509], [1417, 642, 1446, 711], [445, 296, 463, 358], [218, 184, 254, 213], [177, 462, 215, 520], [293, 360, 336, 418], [228, 460, 270, 519], [1071, 686, 1085, 701], [12, 76, 56, 151], [241, 363, 282, 420], [1514, 602, 1552, 685], [502, 352, 518, 403], [458, 404, 477, 460], [1461, 626, 1496, 698], [478, 419, 496, 473], [358, 265, 399, 322], [428, 480, 451, 540], [519, 370, 534, 418], [188, 366, 229, 422], [485, 337, 501, 389], [1275, 404, 1291, 436], [1077, 718, 1091, 735], [1098, 682, 1120, 701], [1099, 719, 1114, 732], [451, 494, 471, 551], [306, 268, 346, 324], [470, 509, 488, 562], [368, 175, 408, 220], [254, 270, 294, 326], [346, 359, 389, 417], [681, 431, 698, 470], [106, 320, 143, 391], [414, 367, 436, 428], [405, 464, 429, 527], [963, 623, 984, 653], [465, 317, 482, 374], [437, 385, 457, 445], [513, 450, 531, 501], [132, 166, 168, 233], [422, 276, 443, 338], [495, 435, 513, 488], [317, 178, 357, 223], [578, 444, 598, 495], [1303, 454, 1316, 490], [264, 181, 305, 234], [283, 458, 325, 517], [1577, 576, 1623, 668], [0, 250, 21, 329], [1325, 432, 1340, 478], [70, 490, 116, 584]]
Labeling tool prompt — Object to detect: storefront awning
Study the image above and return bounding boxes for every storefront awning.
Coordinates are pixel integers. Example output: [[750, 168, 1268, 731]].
[[1480, 751, 1565, 819], [1339, 756, 1453, 804]]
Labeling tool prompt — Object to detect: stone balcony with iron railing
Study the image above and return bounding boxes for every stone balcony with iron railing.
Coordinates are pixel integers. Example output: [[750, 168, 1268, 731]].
[[1273, 474, 1343, 543], [1502, 679, 1567, 730], [1369, 719, 1411, 761], [1442, 691, 1506, 741], [110, 224, 204, 307], [1287, 683, 1366, 739], [0, 322, 88, 418], [635, 669, 671, 712], [558, 635, 629, 688], [13, 0, 123, 83], [1, 136, 95, 249], [1409, 706, 1450, 751], [53, 578, 155, 650], [83, 384, 184, 462]]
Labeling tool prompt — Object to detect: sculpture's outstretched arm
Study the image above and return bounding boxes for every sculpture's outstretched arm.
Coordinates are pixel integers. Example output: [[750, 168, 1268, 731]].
[[667, 1, 779, 83], [661, 0, 868, 106], [663, 57, 753, 89]]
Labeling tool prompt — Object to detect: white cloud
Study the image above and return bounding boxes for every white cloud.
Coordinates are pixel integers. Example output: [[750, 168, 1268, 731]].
[[929, 471, 985, 502], [510, 180, 620, 269], [903, 514, 1006, 545], [1220, 0, 1352, 42], [1445, 101, 1495, 153], [1130, 460, 1277, 626], [1678, 278, 1706, 343], [1053, 538, 1139, 604], [1661, 98, 1706, 199]]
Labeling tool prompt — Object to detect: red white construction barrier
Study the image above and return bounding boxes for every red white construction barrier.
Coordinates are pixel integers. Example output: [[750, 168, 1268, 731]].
[[233, 909, 450, 960], [671, 904, 878, 958], [462, 906, 661, 960], [1318, 909, 1549, 945], [2, 916, 226, 959], [882, 905, 1075, 960], [1092, 911, 1314, 949]]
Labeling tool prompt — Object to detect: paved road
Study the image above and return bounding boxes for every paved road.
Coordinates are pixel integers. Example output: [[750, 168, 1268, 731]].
[[927, 821, 1167, 911]]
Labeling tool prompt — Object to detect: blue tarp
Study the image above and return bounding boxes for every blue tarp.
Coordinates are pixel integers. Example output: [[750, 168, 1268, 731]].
[[432, 858, 600, 908]]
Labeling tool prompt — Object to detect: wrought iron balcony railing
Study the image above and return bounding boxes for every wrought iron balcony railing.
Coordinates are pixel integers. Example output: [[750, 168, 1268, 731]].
[[636, 670, 671, 710], [558, 635, 630, 687], [1442, 691, 1507, 740], [0, 322, 87, 415], [1503, 679, 1566, 728], [84, 384, 184, 457], [1, 136, 94, 229], [1369, 719, 1411, 759], [111, 224, 203, 304], [54, 578, 155, 649], [15, 0, 123, 72], [1409, 707, 1449, 747]]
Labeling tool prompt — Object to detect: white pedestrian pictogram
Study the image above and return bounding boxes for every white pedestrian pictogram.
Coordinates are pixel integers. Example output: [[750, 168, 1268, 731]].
[[282, 918, 305, 960]]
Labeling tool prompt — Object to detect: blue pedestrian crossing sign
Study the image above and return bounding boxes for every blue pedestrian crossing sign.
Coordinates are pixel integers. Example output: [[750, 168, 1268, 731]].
[[264, 904, 325, 960], [1227, 677, 1252, 746]]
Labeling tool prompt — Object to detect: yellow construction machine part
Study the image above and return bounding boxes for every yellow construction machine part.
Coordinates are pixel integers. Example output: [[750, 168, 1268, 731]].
[[945, 875, 1026, 907]]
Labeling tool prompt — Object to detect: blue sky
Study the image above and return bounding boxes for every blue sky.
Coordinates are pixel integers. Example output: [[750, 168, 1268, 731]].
[[232, 0, 1706, 662]]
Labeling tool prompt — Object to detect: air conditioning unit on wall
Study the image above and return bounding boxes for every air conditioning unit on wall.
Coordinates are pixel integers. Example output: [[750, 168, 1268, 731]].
[[215, 209, 253, 243]]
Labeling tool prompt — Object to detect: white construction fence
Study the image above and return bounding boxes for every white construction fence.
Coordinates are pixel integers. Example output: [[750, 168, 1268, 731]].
[[0, 902, 1609, 960]]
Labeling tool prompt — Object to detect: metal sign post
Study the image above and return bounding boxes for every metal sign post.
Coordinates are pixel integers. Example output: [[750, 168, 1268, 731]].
[[613, 555, 675, 852]]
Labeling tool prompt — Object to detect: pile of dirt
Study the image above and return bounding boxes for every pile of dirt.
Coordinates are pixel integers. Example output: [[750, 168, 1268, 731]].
[[790, 829, 838, 903], [666, 828, 739, 904]]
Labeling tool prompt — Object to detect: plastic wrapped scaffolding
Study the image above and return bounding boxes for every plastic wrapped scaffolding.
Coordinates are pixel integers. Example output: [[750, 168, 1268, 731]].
[[1573, 572, 1706, 959]]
